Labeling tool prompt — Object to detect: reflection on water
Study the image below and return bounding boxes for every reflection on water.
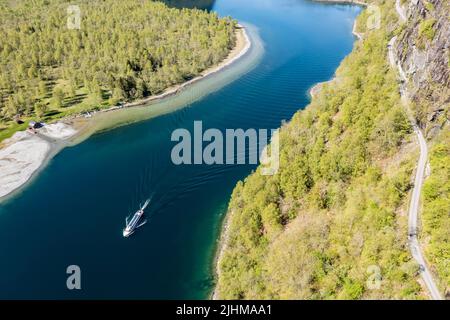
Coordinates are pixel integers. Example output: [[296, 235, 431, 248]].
[[159, 0, 216, 11]]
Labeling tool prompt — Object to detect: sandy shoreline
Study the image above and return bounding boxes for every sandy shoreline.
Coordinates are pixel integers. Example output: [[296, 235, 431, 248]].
[[78, 25, 250, 114], [0, 25, 251, 202], [0, 123, 77, 199]]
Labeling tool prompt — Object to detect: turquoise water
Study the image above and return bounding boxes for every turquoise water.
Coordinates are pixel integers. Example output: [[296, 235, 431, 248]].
[[0, 0, 361, 299]]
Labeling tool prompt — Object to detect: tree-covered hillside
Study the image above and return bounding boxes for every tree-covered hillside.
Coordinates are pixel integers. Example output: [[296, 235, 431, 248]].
[[216, 0, 448, 299], [422, 129, 449, 294], [0, 0, 236, 141]]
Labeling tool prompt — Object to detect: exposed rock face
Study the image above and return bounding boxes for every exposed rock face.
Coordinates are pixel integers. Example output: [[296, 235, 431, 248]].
[[394, 0, 449, 137]]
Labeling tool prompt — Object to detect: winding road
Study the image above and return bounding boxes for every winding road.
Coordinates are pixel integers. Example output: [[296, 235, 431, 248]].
[[388, 1, 443, 300]]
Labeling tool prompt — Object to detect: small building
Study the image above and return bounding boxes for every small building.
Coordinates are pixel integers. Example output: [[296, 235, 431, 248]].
[[29, 121, 44, 129]]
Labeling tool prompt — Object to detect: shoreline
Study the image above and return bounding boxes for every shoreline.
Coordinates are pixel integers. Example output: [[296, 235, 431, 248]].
[[312, 0, 367, 6], [81, 24, 250, 114], [211, 209, 234, 300], [213, 0, 367, 300], [309, 10, 364, 99], [0, 25, 252, 202], [0, 123, 77, 199]]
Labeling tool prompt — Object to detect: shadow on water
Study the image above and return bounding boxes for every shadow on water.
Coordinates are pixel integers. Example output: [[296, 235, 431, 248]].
[[158, 0, 216, 11]]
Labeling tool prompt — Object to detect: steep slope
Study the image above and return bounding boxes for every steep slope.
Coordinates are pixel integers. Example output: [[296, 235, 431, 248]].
[[393, 0, 449, 137], [422, 130, 450, 296], [216, 0, 449, 299], [393, 0, 449, 297]]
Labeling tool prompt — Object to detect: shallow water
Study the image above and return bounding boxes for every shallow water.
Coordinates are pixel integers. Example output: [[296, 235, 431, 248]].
[[0, 0, 361, 299]]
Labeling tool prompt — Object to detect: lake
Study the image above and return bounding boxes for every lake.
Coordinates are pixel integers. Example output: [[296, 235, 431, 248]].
[[0, 0, 361, 299]]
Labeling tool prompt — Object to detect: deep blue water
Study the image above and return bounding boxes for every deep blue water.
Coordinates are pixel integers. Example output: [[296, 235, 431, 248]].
[[0, 0, 361, 299]]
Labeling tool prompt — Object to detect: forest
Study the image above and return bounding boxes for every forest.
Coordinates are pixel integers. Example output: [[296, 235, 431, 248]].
[[0, 0, 236, 141], [216, 0, 435, 299], [422, 129, 449, 293]]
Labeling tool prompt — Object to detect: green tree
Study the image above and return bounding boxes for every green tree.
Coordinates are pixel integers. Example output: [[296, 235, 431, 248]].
[[38, 80, 48, 97], [52, 87, 65, 108], [34, 102, 48, 119]]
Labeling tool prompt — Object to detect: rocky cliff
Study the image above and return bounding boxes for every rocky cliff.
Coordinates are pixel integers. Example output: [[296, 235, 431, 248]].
[[216, 0, 449, 300], [394, 0, 449, 137]]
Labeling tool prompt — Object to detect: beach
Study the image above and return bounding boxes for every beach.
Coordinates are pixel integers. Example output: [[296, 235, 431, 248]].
[[0, 26, 251, 202], [0, 123, 76, 199]]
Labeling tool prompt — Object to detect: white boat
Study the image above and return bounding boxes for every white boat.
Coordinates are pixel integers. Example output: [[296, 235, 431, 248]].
[[123, 199, 150, 238]]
